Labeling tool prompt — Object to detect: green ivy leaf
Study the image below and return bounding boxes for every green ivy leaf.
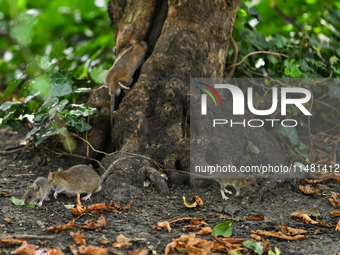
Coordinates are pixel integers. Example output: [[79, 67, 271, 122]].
[[242, 240, 263, 255], [275, 35, 286, 48], [50, 38, 67, 59], [90, 67, 107, 84], [295, 141, 309, 158], [0, 101, 22, 111], [11, 196, 25, 206], [213, 221, 232, 237], [329, 84, 340, 99], [48, 71, 73, 97], [30, 74, 52, 98], [275, 125, 299, 145], [0, 80, 21, 102], [10, 13, 36, 46], [25, 126, 39, 140], [284, 60, 302, 77]]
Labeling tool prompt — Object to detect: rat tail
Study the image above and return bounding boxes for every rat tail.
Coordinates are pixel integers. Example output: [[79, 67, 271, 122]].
[[110, 94, 115, 132], [101, 156, 136, 181]]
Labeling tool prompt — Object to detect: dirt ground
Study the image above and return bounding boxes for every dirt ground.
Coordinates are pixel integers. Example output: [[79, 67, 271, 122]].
[[1, 126, 340, 255]]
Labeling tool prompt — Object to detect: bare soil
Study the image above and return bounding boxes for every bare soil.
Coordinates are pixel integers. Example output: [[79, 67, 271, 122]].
[[1, 127, 340, 255]]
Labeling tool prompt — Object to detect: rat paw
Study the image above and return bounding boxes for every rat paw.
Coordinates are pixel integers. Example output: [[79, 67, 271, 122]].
[[36, 201, 43, 207], [220, 190, 230, 200], [81, 193, 92, 201], [224, 188, 232, 194]]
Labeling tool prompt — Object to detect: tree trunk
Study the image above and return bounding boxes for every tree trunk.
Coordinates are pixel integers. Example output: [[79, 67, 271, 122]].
[[85, 0, 288, 196]]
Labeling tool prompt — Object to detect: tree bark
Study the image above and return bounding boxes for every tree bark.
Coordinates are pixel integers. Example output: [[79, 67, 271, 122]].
[[84, 0, 288, 196]]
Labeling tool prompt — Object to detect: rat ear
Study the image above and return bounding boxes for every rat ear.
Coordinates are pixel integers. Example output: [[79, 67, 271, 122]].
[[34, 186, 40, 192], [48, 171, 53, 180], [57, 167, 63, 172]]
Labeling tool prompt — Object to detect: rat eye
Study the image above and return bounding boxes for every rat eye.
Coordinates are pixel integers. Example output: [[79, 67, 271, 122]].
[[28, 195, 32, 199]]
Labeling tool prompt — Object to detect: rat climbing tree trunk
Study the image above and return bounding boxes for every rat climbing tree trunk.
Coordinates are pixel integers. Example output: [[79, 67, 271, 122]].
[[85, 0, 288, 196]]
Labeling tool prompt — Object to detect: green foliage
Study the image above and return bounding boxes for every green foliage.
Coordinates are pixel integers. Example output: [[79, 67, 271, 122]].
[[268, 247, 281, 255], [11, 196, 35, 208], [274, 125, 309, 158], [235, 1, 340, 163], [0, 0, 113, 146], [242, 240, 263, 255], [213, 221, 232, 237]]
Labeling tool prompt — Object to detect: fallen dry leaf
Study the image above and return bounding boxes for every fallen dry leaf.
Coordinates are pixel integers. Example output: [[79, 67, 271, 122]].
[[125, 249, 151, 255], [311, 135, 329, 147], [246, 214, 265, 221], [74, 216, 106, 230], [217, 237, 254, 244], [108, 199, 133, 211], [3, 217, 11, 223], [336, 219, 340, 231], [78, 245, 108, 255], [192, 196, 203, 207], [316, 184, 329, 190], [112, 242, 132, 248], [97, 236, 111, 246], [153, 221, 172, 233], [0, 237, 25, 246], [329, 193, 340, 208], [44, 219, 76, 233], [69, 244, 78, 255], [331, 210, 340, 216], [47, 247, 64, 255], [164, 240, 186, 255], [194, 226, 212, 235], [315, 219, 334, 228], [10, 241, 36, 255], [304, 178, 322, 184], [70, 230, 86, 246], [280, 222, 307, 235], [320, 173, 340, 182], [189, 217, 207, 225], [251, 234, 262, 241], [153, 217, 207, 233], [164, 232, 245, 255], [71, 193, 86, 218], [183, 224, 202, 232], [329, 144, 337, 166], [0, 191, 11, 197], [88, 203, 110, 214], [252, 230, 306, 240], [183, 195, 197, 208], [116, 234, 130, 243], [290, 213, 319, 224], [299, 185, 320, 195]]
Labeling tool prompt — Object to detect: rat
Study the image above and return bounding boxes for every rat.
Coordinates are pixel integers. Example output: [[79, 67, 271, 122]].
[[164, 170, 258, 200], [104, 40, 148, 129], [23, 177, 52, 207], [214, 177, 258, 200], [48, 157, 134, 201]]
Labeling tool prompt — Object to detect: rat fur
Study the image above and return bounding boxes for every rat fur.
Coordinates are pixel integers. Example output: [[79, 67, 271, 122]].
[[24, 177, 52, 207], [48, 157, 135, 201], [105, 40, 148, 129]]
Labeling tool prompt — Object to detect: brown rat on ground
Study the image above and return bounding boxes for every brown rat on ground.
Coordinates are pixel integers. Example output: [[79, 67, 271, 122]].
[[104, 40, 148, 129], [23, 177, 52, 207], [165, 170, 258, 200], [215, 177, 258, 200], [48, 157, 134, 201]]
